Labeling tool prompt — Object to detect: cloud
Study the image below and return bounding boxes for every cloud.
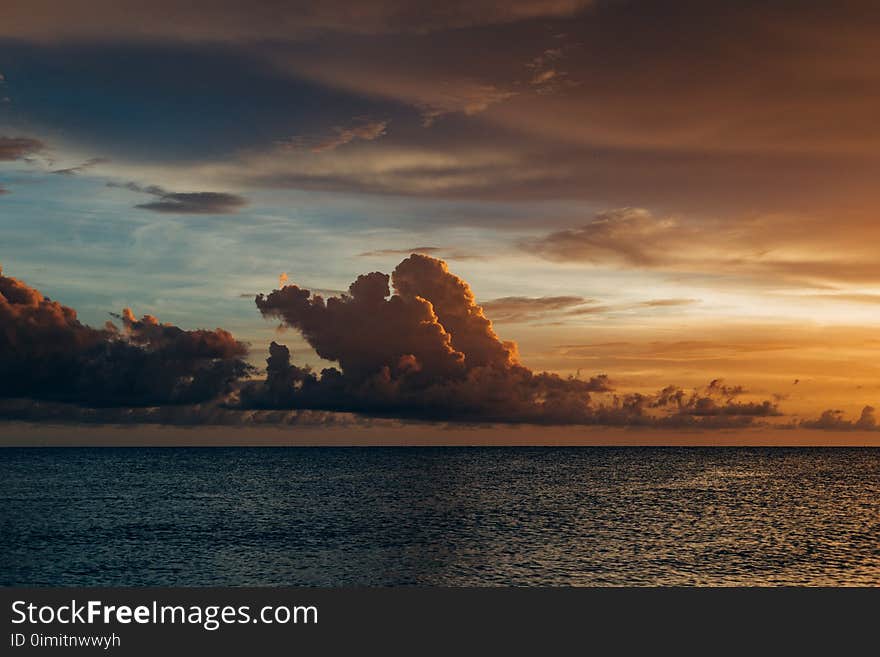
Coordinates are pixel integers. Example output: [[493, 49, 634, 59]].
[[360, 246, 443, 257], [257, 253, 519, 373], [137, 193, 247, 214], [247, 253, 784, 426], [484, 297, 699, 324], [530, 69, 559, 85], [415, 83, 517, 126], [525, 45, 578, 94], [479, 295, 595, 323], [248, 253, 622, 422], [264, 19, 577, 129], [0, 264, 252, 408], [524, 207, 880, 287], [0, 136, 45, 161], [527, 48, 565, 72], [527, 208, 687, 267], [234, 0, 880, 229], [314, 120, 388, 151], [649, 380, 778, 419], [280, 119, 389, 153], [0, 1, 594, 41], [109, 181, 247, 214], [50, 156, 109, 175], [0, 255, 803, 430], [6, 2, 880, 224], [801, 293, 880, 305], [639, 298, 697, 308], [358, 246, 480, 260], [800, 406, 877, 431], [231, 141, 564, 198]]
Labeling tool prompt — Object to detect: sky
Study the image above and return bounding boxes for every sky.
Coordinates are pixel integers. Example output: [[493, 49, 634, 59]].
[[2, 0, 880, 444]]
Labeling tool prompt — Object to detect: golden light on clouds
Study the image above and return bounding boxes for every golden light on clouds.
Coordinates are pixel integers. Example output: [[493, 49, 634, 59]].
[[3, 0, 880, 442]]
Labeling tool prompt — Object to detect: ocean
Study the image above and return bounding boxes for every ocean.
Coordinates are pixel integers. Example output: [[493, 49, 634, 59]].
[[1, 447, 878, 586]]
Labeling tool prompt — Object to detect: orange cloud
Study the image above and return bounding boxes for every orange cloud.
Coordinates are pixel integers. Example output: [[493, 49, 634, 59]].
[[279, 119, 389, 153], [525, 207, 880, 287]]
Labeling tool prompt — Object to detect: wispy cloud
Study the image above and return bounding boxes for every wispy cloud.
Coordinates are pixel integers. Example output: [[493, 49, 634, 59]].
[[480, 295, 596, 323], [525, 44, 578, 94], [525, 207, 880, 287], [416, 83, 517, 126], [800, 293, 880, 305], [358, 246, 480, 260], [51, 156, 109, 175], [526, 208, 685, 267], [639, 298, 698, 308], [360, 246, 443, 257], [477, 294, 700, 325], [280, 119, 389, 153]]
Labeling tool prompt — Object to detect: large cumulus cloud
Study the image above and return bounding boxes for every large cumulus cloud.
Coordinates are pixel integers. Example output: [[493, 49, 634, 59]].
[[249, 254, 612, 422], [248, 254, 607, 422], [248, 254, 778, 425], [0, 265, 251, 407]]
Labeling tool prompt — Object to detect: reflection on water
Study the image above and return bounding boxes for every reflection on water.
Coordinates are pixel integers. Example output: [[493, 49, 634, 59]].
[[1, 447, 878, 586]]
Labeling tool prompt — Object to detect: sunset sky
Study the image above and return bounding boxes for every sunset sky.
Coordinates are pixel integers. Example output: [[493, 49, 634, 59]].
[[2, 0, 880, 443]]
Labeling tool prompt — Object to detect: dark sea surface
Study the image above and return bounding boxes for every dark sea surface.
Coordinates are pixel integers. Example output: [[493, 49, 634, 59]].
[[1, 447, 878, 586]]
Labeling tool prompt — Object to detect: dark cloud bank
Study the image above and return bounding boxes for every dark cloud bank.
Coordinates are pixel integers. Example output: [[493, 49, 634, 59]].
[[0, 255, 863, 430], [0, 265, 251, 409]]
